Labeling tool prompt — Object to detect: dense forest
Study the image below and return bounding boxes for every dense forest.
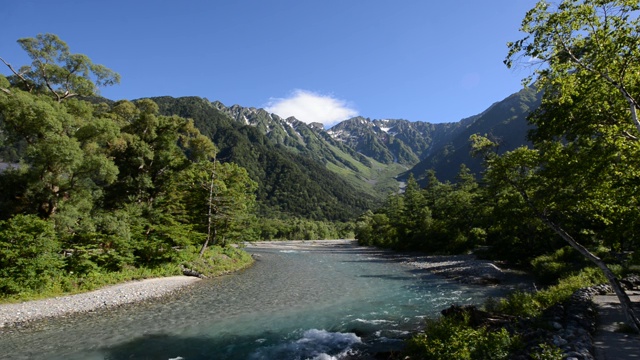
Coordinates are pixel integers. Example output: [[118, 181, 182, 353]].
[[0, 34, 256, 298], [0, 33, 366, 300]]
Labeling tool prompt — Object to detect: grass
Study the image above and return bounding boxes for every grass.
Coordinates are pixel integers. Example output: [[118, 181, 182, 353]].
[[324, 151, 409, 199], [485, 266, 606, 318]]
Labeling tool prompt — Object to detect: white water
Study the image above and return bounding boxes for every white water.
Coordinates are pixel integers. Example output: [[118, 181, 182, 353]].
[[0, 241, 508, 359]]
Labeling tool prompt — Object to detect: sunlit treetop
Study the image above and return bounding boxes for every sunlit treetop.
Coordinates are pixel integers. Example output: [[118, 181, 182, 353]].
[[506, 0, 640, 137], [1, 33, 120, 102]]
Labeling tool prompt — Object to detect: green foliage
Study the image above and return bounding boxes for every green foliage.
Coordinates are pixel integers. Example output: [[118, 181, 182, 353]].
[[530, 343, 563, 360], [0, 215, 63, 294], [180, 245, 254, 277], [8, 33, 120, 102], [258, 218, 354, 240], [530, 246, 592, 285], [0, 35, 261, 299], [356, 168, 485, 254], [0, 74, 9, 89], [405, 315, 519, 360], [486, 267, 605, 318]]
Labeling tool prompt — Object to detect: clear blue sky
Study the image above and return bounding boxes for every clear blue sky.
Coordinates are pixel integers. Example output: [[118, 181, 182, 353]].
[[1, 1, 538, 126]]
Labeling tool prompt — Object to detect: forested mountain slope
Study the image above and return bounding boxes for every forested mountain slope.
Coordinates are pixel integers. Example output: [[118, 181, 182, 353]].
[[151, 87, 541, 221], [403, 87, 541, 184], [151, 96, 377, 221]]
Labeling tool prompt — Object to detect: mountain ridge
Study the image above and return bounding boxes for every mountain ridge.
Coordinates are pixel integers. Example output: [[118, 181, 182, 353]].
[[148, 86, 541, 220]]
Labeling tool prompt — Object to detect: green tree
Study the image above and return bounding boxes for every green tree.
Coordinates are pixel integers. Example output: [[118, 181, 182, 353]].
[[1, 33, 120, 102], [168, 160, 257, 254], [505, 0, 640, 332], [0, 215, 63, 294], [0, 90, 118, 219], [402, 174, 432, 248]]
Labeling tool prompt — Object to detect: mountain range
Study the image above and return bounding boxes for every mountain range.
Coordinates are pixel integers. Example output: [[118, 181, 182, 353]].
[[151, 86, 541, 220]]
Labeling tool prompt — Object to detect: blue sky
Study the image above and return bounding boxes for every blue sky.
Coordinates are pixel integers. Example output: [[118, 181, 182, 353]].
[[1, 1, 538, 127]]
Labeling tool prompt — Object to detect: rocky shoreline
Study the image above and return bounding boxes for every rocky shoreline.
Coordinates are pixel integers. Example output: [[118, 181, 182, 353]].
[[0, 276, 200, 329], [366, 246, 640, 360], [374, 250, 532, 288]]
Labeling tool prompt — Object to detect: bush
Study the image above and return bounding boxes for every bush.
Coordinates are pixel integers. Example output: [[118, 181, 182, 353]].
[[0, 215, 64, 295], [530, 246, 589, 285], [181, 245, 254, 277], [530, 343, 563, 360], [486, 290, 541, 318], [405, 315, 520, 360]]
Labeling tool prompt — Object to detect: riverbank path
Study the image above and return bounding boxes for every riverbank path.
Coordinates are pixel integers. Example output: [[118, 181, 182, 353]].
[[593, 290, 640, 360]]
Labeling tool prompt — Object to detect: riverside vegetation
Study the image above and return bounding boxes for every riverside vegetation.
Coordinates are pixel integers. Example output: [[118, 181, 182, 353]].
[[355, 0, 640, 358], [2, 0, 640, 358], [0, 34, 257, 302]]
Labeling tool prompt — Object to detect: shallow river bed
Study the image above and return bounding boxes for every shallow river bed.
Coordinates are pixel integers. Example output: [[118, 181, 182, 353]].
[[0, 241, 509, 360]]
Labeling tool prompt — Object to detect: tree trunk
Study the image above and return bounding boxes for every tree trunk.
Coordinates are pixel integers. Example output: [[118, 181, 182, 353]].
[[513, 182, 640, 333], [199, 166, 216, 258], [541, 216, 640, 334]]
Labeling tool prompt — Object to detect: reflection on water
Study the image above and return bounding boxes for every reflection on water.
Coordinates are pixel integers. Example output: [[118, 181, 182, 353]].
[[0, 241, 508, 360]]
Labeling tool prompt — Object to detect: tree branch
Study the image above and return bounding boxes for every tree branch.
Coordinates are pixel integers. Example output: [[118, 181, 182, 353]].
[[37, 62, 61, 102], [0, 56, 33, 92], [555, 29, 640, 136]]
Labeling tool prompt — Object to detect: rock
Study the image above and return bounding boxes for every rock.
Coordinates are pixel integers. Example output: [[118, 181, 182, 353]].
[[181, 266, 206, 279]]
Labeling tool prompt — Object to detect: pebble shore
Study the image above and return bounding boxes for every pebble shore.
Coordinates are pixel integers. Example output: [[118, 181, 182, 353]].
[[400, 254, 507, 284], [0, 276, 200, 328], [373, 251, 527, 286]]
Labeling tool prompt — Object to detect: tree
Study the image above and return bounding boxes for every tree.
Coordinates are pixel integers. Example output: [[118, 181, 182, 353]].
[[168, 160, 257, 255], [505, 0, 640, 333], [506, 0, 640, 140], [1, 33, 120, 102], [0, 90, 120, 219]]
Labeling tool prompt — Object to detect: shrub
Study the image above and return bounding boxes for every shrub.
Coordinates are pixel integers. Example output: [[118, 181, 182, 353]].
[[0, 215, 64, 295], [486, 266, 606, 318], [405, 315, 520, 360], [530, 343, 563, 360], [530, 246, 588, 285]]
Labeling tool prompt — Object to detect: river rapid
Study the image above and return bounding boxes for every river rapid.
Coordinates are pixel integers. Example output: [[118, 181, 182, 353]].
[[0, 240, 509, 360]]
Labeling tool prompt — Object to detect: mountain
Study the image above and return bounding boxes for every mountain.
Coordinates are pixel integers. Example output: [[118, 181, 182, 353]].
[[211, 102, 374, 172], [147, 87, 540, 220], [327, 117, 463, 166], [402, 87, 542, 184], [151, 96, 377, 221], [1, 86, 540, 222]]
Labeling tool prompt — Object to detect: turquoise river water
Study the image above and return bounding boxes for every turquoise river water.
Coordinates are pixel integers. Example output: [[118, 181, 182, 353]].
[[0, 241, 509, 360]]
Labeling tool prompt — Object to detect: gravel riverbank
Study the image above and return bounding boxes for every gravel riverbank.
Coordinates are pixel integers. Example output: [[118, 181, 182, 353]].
[[0, 276, 200, 329], [373, 251, 532, 288]]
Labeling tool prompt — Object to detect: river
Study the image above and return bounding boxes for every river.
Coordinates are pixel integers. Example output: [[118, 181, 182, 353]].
[[0, 240, 509, 359]]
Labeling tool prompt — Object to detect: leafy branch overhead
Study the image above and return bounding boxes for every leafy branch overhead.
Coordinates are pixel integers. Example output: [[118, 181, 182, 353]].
[[1, 33, 120, 102], [506, 0, 640, 137]]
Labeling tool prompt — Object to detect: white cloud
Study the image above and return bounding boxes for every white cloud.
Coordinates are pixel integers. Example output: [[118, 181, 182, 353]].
[[265, 90, 358, 127]]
